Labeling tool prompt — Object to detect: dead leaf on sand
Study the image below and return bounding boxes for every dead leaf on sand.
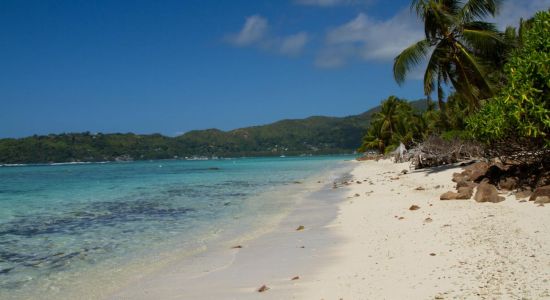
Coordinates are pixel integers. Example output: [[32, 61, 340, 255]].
[[296, 225, 305, 231], [409, 205, 420, 211], [429, 253, 436, 256], [424, 217, 433, 223], [291, 276, 300, 280], [257, 285, 270, 293], [231, 245, 243, 249]]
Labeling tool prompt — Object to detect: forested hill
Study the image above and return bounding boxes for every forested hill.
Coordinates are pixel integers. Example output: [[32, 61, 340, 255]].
[[0, 99, 427, 164]]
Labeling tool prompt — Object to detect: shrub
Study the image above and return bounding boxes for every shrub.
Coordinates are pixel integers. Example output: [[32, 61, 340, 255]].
[[467, 10, 550, 147]]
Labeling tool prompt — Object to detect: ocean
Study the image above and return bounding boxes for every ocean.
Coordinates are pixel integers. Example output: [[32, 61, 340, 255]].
[[0, 156, 353, 299]]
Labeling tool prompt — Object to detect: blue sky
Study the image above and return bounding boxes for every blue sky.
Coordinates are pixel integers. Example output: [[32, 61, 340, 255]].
[[0, 0, 547, 138]]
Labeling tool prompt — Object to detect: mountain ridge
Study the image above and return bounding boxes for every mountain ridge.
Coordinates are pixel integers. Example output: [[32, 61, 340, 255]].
[[0, 99, 427, 164]]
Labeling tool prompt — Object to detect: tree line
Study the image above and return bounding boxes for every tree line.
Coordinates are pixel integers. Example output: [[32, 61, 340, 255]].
[[360, 0, 549, 162]]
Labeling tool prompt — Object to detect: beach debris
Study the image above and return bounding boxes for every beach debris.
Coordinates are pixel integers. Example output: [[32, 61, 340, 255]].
[[429, 253, 436, 256], [291, 276, 300, 281], [398, 217, 405, 220], [434, 185, 441, 189], [231, 245, 243, 249], [474, 181, 505, 203], [401, 169, 408, 174], [415, 186, 425, 191], [424, 217, 433, 223], [296, 225, 305, 231], [390, 177, 400, 180], [354, 193, 360, 197], [356, 181, 362, 184], [300, 246, 305, 248], [257, 285, 270, 293], [409, 205, 420, 211]]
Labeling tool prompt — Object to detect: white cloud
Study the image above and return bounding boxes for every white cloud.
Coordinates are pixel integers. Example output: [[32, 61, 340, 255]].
[[492, 0, 550, 29], [315, 45, 355, 67], [316, 9, 423, 68], [279, 32, 309, 56], [226, 15, 309, 56], [227, 15, 268, 46]]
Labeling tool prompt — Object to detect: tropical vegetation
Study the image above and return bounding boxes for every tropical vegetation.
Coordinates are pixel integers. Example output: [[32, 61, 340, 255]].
[[393, 0, 504, 113], [358, 96, 426, 153], [467, 10, 550, 148], [360, 0, 549, 165]]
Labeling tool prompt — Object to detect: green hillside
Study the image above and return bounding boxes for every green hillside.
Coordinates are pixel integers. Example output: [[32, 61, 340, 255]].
[[0, 99, 426, 164]]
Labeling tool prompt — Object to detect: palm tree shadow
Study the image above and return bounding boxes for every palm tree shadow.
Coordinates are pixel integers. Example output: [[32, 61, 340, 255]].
[[414, 163, 463, 176]]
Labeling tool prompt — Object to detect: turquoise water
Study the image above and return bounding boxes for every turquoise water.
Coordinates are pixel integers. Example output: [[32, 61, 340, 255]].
[[0, 156, 352, 299]]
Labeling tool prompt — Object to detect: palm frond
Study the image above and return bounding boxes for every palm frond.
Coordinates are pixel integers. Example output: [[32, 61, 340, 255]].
[[422, 43, 447, 96], [393, 40, 432, 85], [460, 0, 501, 22], [461, 27, 503, 53], [454, 41, 494, 97]]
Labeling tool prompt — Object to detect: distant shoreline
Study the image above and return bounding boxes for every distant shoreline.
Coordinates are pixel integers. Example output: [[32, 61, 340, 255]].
[[0, 153, 357, 167]]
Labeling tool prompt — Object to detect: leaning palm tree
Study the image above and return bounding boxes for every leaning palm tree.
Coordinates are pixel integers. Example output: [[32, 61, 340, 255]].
[[394, 0, 504, 111]]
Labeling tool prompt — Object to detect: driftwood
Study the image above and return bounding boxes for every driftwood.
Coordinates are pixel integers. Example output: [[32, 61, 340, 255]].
[[485, 137, 550, 188], [410, 136, 484, 169]]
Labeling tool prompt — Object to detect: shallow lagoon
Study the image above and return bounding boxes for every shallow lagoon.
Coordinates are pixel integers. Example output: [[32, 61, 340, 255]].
[[0, 156, 352, 299]]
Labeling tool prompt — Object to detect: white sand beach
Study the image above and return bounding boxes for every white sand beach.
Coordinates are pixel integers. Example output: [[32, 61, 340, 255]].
[[110, 160, 550, 299]]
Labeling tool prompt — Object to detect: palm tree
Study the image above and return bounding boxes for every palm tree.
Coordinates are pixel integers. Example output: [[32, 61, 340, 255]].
[[377, 96, 404, 137], [393, 0, 504, 111], [359, 121, 386, 153], [359, 96, 427, 153]]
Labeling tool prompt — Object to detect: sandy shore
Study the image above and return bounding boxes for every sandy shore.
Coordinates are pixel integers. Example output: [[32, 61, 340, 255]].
[[298, 160, 550, 299], [110, 160, 550, 299]]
